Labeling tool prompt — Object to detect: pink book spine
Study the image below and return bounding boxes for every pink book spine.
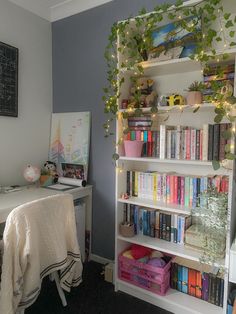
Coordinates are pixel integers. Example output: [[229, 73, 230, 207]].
[[136, 130, 141, 141], [190, 129, 196, 160], [180, 176, 185, 206], [170, 175, 175, 204], [174, 176, 178, 204]]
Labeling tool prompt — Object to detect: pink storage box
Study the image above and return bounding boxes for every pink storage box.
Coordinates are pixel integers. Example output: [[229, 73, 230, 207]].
[[118, 250, 173, 296]]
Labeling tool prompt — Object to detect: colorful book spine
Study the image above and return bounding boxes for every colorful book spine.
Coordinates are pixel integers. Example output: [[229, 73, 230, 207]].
[[188, 269, 196, 297], [182, 266, 188, 294], [202, 272, 209, 301]]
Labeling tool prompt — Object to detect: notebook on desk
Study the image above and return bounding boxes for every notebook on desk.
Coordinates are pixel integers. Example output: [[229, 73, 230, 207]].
[[44, 183, 77, 191]]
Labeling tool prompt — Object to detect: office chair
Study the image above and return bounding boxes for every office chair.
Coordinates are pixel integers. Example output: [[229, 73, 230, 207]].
[[0, 193, 83, 314]]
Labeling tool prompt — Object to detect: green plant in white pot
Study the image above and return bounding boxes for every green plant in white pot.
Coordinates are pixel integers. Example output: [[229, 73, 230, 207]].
[[186, 81, 204, 106]]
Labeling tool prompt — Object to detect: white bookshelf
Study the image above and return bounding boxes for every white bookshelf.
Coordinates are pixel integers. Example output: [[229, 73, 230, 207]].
[[115, 1, 236, 313]]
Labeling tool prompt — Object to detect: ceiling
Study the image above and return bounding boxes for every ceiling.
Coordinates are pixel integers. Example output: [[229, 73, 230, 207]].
[[7, 0, 113, 22]]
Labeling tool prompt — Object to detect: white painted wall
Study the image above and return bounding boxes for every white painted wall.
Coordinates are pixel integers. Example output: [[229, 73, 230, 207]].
[[0, 0, 52, 186]]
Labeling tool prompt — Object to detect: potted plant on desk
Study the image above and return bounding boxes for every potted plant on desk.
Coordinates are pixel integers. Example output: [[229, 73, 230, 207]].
[[39, 169, 53, 187]]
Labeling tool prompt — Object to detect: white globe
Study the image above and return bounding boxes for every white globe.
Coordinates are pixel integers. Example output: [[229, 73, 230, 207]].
[[23, 165, 40, 183]]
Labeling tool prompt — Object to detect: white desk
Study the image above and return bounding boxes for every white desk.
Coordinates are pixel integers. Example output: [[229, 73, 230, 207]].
[[0, 185, 93, 257]]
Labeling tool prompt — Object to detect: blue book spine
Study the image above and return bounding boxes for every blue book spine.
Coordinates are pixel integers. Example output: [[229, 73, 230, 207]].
[[177, 216, 181, 243], [142, 209, 148, 235], [146, 211, 151, 236], [181, 266, 188, 294], [133, 206, 138, 234]]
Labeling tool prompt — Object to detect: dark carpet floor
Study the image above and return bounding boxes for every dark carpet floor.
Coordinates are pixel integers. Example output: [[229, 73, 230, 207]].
[[26, 261, 172, 314]]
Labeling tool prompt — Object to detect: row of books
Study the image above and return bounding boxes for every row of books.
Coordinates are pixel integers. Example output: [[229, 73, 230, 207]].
[[126, 171, 229, 208], [123, 204, 191, 243], [171, 263, 224, 307], [125, 123, 231, 161]]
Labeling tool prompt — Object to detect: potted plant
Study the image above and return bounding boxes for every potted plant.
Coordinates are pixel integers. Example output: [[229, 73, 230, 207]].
[[186, 81, 204, 106]]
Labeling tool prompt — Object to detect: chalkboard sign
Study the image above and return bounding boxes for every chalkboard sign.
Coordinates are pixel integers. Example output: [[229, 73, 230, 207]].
[[0, 41, 18, 117]]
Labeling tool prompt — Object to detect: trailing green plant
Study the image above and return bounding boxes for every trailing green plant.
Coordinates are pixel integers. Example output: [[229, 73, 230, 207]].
[[102, 0, 236, 168], [187, 80, 204, 91]]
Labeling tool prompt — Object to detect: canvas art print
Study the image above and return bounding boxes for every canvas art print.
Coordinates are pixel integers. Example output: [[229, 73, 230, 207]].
[[148, 16, 201, 61], [49, 112, 91, 180]]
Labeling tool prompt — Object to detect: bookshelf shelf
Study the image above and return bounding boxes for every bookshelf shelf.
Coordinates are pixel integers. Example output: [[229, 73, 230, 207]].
[[115, 3, 236, 313], [119, 103, 215, 114], [118, 197, 191, 215], [119, 156, 212, 166], [120, 49, 236, 77], [117, 234, 202, 262], [117, 235, 224, 268], [116, 279, 224, 314]]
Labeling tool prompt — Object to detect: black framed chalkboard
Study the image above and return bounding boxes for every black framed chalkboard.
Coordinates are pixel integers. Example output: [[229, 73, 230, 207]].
[[0, 41, 18, 117]]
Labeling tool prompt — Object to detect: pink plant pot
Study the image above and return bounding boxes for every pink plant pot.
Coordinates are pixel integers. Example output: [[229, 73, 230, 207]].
[[124, 140, 144, 157]]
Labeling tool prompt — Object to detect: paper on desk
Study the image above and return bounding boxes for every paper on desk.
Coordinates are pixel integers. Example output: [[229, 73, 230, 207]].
[[47, 184, 75, 190]]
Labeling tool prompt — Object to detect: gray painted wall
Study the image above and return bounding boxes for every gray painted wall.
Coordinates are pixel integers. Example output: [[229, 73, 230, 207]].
[[0, 0, 52, 187], [52, 0, 174, 260]]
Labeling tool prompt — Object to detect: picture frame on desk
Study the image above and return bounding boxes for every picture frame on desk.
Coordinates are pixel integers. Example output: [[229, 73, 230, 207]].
[[0, 41, 18, 117], [61, 162, 86, 180]]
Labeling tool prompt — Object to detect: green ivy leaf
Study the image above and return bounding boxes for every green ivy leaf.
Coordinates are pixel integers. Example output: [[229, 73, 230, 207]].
[[230, 42, 236, 47], [193, 106, 200, 113], [214, 114, 223, 123], [230, 31, 235, 38], [112, 153, 120, 161], [224, 143, 231, 153], [212, 160, 220, 170], [222, 129, 232, 140], [225, 20, 233, 28], [225, 153, 236, 160], [224, 13, 231, 20], [215, 107, 225, 115], [139, 7, 147, 15], [175, 0, 183, 7], [226, 96, 236, 104], [123, 128, 130, 135], [122, 111, 129, 119]]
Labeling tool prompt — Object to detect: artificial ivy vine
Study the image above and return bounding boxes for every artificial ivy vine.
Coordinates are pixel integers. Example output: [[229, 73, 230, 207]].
[[102, 0, 236, 169]]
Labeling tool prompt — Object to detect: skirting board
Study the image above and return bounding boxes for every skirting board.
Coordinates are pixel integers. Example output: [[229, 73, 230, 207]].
[[89, 253, 114, 265]]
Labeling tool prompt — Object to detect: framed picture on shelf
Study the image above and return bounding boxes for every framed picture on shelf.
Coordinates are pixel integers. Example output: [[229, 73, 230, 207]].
[[0, 41, 18, 117], [148, 16, 201, 62]]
